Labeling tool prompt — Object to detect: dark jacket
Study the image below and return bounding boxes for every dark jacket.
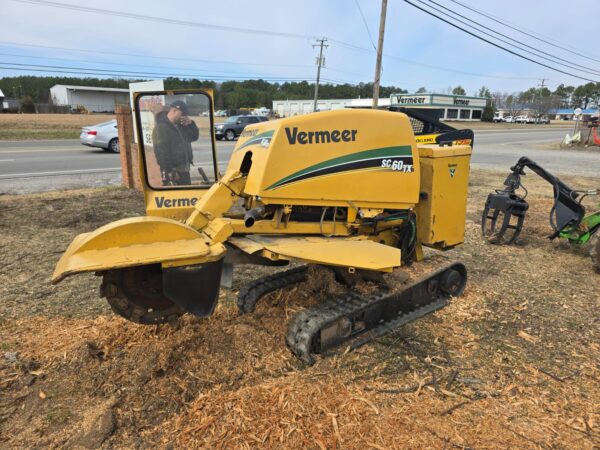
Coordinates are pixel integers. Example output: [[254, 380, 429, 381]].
[[152, 111, 199, 171]]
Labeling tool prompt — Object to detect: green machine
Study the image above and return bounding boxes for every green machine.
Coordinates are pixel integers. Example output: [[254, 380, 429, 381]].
[[482, 156, 600, 271]]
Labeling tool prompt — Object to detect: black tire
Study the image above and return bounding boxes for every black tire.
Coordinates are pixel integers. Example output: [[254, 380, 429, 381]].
[[590, 232, 600, 273], [225, 129, 236, 141], [100, 265, 185, 324], [108, 138, 120, 153]]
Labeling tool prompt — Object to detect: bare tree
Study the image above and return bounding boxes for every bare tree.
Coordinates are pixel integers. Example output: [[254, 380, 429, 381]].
[[533, 94, 562, 119], [505, 94, 524, 118]]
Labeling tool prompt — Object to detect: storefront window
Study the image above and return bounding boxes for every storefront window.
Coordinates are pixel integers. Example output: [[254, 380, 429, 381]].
[[460, 109, 470, 119], [447, 109, 458, 119], [471, 110, 482, 119]]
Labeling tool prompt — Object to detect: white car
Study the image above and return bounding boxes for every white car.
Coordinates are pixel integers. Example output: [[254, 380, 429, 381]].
[[504, 116, 514, 123], [515, 115, 529, 124], [80, 119, 119, 153]]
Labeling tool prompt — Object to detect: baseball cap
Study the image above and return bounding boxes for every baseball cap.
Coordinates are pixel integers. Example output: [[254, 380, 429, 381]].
[[170, 100, 190, 116]]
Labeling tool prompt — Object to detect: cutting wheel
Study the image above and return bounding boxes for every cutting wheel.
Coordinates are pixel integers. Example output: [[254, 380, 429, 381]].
[[100, 265, 185, 324]]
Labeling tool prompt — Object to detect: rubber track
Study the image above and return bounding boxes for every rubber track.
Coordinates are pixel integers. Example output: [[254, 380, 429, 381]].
[[285, 290, 450, 364], [236, 266, 309, 314], [285, 290, 383, 364], [285, 263, 466, 365]]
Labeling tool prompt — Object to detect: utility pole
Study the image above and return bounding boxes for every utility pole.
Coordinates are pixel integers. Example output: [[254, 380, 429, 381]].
[[536, 78, 547, 119], [372, 0, 388, 108], [312, 38, 328, 112]]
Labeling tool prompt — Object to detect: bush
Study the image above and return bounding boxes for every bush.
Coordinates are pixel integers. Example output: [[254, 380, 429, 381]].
[[482, 102, 495, 122]]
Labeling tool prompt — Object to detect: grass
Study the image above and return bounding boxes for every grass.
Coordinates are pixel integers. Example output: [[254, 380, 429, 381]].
[[0, 114, 227, 140], [0, 129, 80, 140], [0, 113, 114, 140]]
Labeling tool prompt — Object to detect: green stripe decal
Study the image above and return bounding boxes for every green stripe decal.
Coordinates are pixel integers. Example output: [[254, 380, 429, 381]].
[[266, 145, 412, 190], [236, 129, 275, 151]]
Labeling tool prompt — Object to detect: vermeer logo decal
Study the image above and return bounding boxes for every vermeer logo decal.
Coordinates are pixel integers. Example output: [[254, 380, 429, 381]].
[[154, 197, 198, 208], [285, 127, 357, 145], [448, 164, 457, 178]]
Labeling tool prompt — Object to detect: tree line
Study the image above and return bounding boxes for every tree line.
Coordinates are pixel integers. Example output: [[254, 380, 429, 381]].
[[1, 76, 597, 118], [0, 76, 408, 111]]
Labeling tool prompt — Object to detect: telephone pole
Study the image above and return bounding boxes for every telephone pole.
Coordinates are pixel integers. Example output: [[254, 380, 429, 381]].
[[536, 78, 547, 119], [313, 38, 328, 112], [372, 0, 388, 108]]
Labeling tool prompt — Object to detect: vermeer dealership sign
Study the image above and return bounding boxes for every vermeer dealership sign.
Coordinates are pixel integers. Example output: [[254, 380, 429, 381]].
[[391, 93, 486, 108]]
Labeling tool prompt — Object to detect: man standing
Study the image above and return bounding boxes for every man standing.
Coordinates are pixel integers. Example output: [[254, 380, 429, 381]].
[[153, 100, 199, 186]]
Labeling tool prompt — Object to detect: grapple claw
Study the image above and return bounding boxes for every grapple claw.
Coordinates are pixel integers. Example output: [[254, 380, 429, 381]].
[[481, 191, 529, 245]]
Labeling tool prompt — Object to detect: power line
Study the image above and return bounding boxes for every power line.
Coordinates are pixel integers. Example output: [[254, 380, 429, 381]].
[[402, 0, 598, 83], [0, 52, 312, 78], [328, 40, 540, 80], [10, 0, 318, 41], [0, 40, 312, 69], [3, 1, 560, 84], [0, 48, 368, 81], [0, 62, 316, 81], [1, 38, 539, 83], [420, 0, 600, 76], [447, 0, 600, 65], [0, 62, 360, 86], [354, 0, 377, 50]]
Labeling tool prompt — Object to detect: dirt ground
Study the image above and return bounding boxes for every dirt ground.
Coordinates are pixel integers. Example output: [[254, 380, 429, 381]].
[[0, 169, 599, 449]]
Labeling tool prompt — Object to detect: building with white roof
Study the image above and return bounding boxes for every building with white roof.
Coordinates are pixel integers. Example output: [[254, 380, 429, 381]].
[[273, 93, 486, 121], [50, 84, 129, 113]]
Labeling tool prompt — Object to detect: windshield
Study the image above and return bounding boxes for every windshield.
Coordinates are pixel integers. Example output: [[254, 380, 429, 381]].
[[135, 91, 220, 189], [225, 116, 240, 123]]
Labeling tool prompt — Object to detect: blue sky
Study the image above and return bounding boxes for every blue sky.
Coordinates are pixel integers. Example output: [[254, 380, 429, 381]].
[[1, 0, 598, 96]]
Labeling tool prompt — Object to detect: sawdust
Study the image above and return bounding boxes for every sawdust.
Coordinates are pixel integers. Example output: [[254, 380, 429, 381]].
[[1, 169, 599, 448]]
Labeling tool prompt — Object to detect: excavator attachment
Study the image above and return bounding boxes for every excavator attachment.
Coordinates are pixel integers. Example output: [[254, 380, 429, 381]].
[[482, 156, 591, 245], [481, 189, 529, 244]]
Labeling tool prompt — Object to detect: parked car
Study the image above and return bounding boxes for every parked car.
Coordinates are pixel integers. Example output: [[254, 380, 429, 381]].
[[515, 115, 529, 124], [534, 116, 551, 124], [493, 115, 504, 123], [504, 116, 514, 123], [80, 119, 119, 153], [214, 115, 268, 141], [215, 110, 228, 117], [252, 107, 271, 116]]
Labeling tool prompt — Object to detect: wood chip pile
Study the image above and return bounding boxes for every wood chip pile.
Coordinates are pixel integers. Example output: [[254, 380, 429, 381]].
[[0, 169, 598, 448]]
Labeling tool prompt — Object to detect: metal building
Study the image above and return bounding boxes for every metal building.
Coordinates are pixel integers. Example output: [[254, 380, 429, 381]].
[[273, 93, 486, 121], [50, 84, 129, 113], [390, 93, 486, 121], [272, 98, 391, 117]]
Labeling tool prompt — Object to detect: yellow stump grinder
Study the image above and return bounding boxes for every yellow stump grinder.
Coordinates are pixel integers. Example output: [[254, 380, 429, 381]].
[[52, 90, 473, 363]]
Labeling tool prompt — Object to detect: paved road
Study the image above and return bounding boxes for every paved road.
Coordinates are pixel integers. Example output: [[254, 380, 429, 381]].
[[0, 127, 597, 195], [472, 127, 600, 177], [0, 137, 236, 194]]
